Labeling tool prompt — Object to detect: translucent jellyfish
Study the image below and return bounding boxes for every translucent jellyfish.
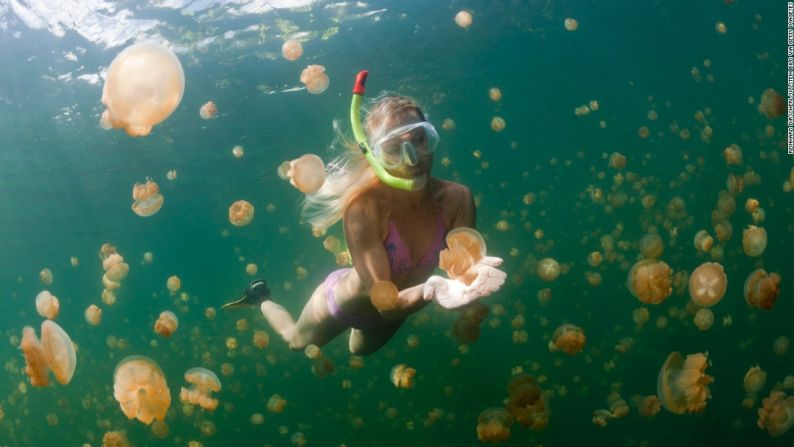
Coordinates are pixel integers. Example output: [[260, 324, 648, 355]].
[[452, 302, 489, 344], [536, 258, 560, 282], [744, 269, 782, 309], [102, 431, 131, 447], [491, 116, 506, 132], [693, 230, 714, 252], [442, 118, 455, 130], [105, 262, 130, 282], [39, 320, 76, 385], [114, 356, 171, 425], [627, 259, 672, 305], [439, 227, 485, 285], [20, 326, 50, 387], [633, 307, 650, 330], [154, 311, 178, 337], [774, 336, 790, 356], [39, 268, 53, 285], [657, 351, 713, 414], [688, 262, 727, 307], [608, 152, 626, 169], [742, 226, 767, 257], [634, 395, 662, 418], [229, 200, 255, 227], [759, 88, 785, 119], [299, 65, 329, 94], [281, 40, 303, 61], [505, 374, 549, 430], [166, 170, 177, 181], [370, 280, 399, 312], [232, 145, 244, 159], [70, 256, 79, 267], [287, 154, 326, 193], [180, 367, 221, 411], [639, 232, 664, 259], [245, 263, 258, 276], [131, 179, 164, 217], [488, 87, 502, 102], [85, 304, 102, 326], [744, 366, 767, 394], [277, 161, 292, 180], [266, 394, 286, 413], [35, 290, 60, 320], [199, 101, 217, 120], [693, 308, 714, 331], [454, 10, 473, 28], [390, 364, 416, 389], [564, 17, 579, 31], [101, 43, 185, 136], [166, 275, 181, 293], [723, 143, 742, 165], [757, 391, 794, 437], [476, 408, 513, 443], [715, 21, 727, 34], [548, 324, 586, 355]]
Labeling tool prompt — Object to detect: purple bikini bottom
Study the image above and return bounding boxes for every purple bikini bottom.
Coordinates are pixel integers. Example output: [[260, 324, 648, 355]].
[[324, 268, 395, 331]]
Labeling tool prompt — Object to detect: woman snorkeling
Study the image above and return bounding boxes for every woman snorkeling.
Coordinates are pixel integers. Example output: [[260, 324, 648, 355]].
[[226, 72, 506, 355]]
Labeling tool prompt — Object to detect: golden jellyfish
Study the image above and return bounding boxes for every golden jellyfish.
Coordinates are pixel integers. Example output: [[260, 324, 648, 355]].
[[688, 262, 727, 307], [180, 367, 221, 411], [35, 290, 60, 320], [757, 391, 794, 437], [723, 144, 742, 165], [564, 17, 579, 31], [454, 10, 473, 28], [639, 232, 664, 259], [759, 88, 785, 118], [85, 304, 102, 326], [166, 275, 181, 293], [102, 430, 131, 447], [232, 145, 244, 159], [476, 408, 513, 444], [742, 226, 767, 257], [442, 118, 455, 131], [154, 311, 179, 337], [199, 101, 217, 120], [693, 308, 714, 331], [608, 152, 626, 169], [693, 230, 714, 252], [281, 40, 303, 61], [390, 364, 416, 389], [488, 87, 502, 102], [490, 116, 506, 132], [39, 320, 76, 385], [277, 161, 291, 180], [452, 302, 489, 344], [635, 395, 662, 418], [548, 324, 586, 355], [657, 351, 713, 414], [253, 330, 270, 349], [287, 154, 326, 193], [743, 366, 767, 394], [370, 280, 399, 312], [229, 200, 255, 227], [536, 258, 560, 282], [299, 65, 329, 94], [245, 263, 258, 276], [39, 268, 53, 285], [439, 227, 485, 285], [266, 394, 287, 413], [744, 269, 782, 309], [715, 21, 727, 34], [113, 356, 171, 425], [70, 256, 79, 267], [131, 179, 164, 217], [627, 259, 672, 305], [506, 374, 549, 430], [774, 336, 790, 356], [20, 326, 50, 387], [166, 170, 177, 181], [100, 42, 184, 137]]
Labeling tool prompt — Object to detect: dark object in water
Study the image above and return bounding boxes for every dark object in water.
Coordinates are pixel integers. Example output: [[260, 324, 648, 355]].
[[222, 279, 270, 309]]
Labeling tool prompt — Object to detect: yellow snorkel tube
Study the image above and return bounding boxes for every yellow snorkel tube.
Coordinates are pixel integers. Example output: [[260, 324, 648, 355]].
[[350, 71, 417, 191]]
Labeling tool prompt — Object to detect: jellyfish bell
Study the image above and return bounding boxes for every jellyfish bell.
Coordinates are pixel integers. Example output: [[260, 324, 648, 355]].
[[549, 324, 586, 355], [390, 364, 416, 388], [657, 351, 713, 414], [131, 180, 164, 217], [757, 391, 794, 437], [639, 232, 664, 259], [476, 407, 513, 443], [759, 88, 786, 119], [439, 227, 486, 285], [688, 262, 727, 307], [370, 280, 399, 312], [113, 356, 171, 425], [35, 290, 60, 320], [85, 304, 102, 326], [229, 200, 255, 227], [299, 65, 329, 94], [536, 258, 560, 282], [105, 262, 130, 282], [744, 366, 767, 394], [199, 101, 217, 120], [454, 10, 473, 28], [154, 311, 179, 337], [180, 367, 221, 411], [277, 161, 292, 180], [40, 320, 76, 385], [627, 259, 673, 305], [101, 42, 185, 136], [564, 17, 579, 31], [742, 226, 767, 257], [281, 40, 303, 61], [744, 269, 782, 309], [287, 154, 326, 193]]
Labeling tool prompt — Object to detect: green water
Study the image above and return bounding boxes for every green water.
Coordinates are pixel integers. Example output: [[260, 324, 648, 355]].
[[0, 0, 792, 445]]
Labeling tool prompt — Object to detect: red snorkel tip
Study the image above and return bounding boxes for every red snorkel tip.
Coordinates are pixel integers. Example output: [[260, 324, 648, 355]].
[[352, 70, 368, 95]]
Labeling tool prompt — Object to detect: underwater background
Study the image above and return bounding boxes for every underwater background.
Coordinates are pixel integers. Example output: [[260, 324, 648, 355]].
[[0, 0, 792, 445]]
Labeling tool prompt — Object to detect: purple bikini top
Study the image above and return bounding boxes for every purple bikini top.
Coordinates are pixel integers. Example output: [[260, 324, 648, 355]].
[[384, 212, 448, 276]]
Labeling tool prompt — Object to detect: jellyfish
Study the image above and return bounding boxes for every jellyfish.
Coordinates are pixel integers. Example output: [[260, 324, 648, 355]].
[[154, 311, 179, 337], [232, 145, 244, 159], [548, 324, 586, 355], [759, 88, 785, 119], [101, 43, 185, 136], [506, 374, 549, 430], [742, 226, 767, 257], [180, 367, 221, 411], [744, 366, 767, 394], [608, 152, 626, 169], [744, 269, 782, 309], [454, 10, 473, 28], [370, 280, 399, 312], [656, 351, 714, 414], [287, 154, 326, 193], [452, 302, 489, 344], [757, 391, 794, 437], [105, 262, 130, 282], [693, 230, 714, 252], [131, 179, 164, 217], [229, 200, 255, 227], [627, 259, 673, 304], [102, 431, 131, 447], [277, 161, 291, 180], [688, 262, 727, 307], [536, 258, 560, 282], [773, 336, 790, 356], [20, 326, 50, 387], [35, 290, 60, 320], [113, 356, 170, 425], [489, 87, 502, 102], [491, 117, 506, 132], [693, 308, 714, 331], [166, 275, 181, 293], [639, 232, 664, 259], [439, 227, 486, 285], [85, 304, 102, 326], [390, 364, 416, 389], [723, 144, 742, 165], [299, 65, 329, 94], [253, 330, 269, 349], [266, 394, 286, 413], [634, 395, 662, 418], [39, 268, 53, 285], [39, 320, 76, 385], [476, 408, 513, 443], [199, 101, 217, 120], [715, 21, 727, 34], [281, 40, 303, 61], [564, 17, 579, 31], [442, 118, 455, 130]]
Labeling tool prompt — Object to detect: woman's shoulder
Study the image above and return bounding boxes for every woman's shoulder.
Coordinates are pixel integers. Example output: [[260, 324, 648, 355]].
[[432, 178, 472, 204]]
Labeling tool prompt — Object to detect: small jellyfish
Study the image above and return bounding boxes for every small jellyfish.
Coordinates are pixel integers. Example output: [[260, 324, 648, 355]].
[[743, 366, 767, 394], [742, 226, 767, 257], [693, 308, 714, 331], [688, 262, 727, 307], [442, 118, 455, 131], [101, 43, 185, 136], [39, 268, 53, 285], [759, 88, 785, 118], [20, 326, 50, 387], [35, 290, 60, 320], [166, 170, 177, 181], [773, 336, 790, 356], [744, 269, 782, 309], [85, 304, 102, 326], [266, 394, 286, 413], [757, 391, 794, 437], [491, 116, 506, 132], [199, 101, 217, 120], [166, 275, 181, 293], [536, 258, 560, 282], [113, 356, 171, 425], [627, 259, 672, 305], [439, 227, 486, 285], [299, 65, 329, 94], [608, 152, 626, 169], [154, 311, 179, 337], [693, 230, 714, 253], [232, 145, 244, 159], [505, 373, 549, 430], [723, 144, 742, 165], [245, 263, 258, 276], [131, 179, 164, 217], [40, 320, 76, 385], [105, 262, 130, 282], [370, 280, 399, 312], [715, 21, 727, 34], [229, 200, 255, 227], [253, 330, 270, 349], [564, 17, 579, 31], [180, 367, 221, 411], [488, 87, 502, 102], [548, 324, 586, 355], [70, 256, 79, 267], [454, 10, 473, 28], [287, 154, 326, 193], [390, 364, 416, 389], [657, 351, 713, 414], [639, 232, 664, 259], [476, 407, 513, 443], [281, 40, 303, 61]]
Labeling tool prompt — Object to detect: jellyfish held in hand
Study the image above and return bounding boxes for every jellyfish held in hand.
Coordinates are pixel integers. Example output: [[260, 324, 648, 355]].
[[438, 227, 486, 285]]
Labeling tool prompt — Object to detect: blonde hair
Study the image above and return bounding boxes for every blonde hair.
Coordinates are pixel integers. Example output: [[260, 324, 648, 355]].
[[301, 94, 425, 231]]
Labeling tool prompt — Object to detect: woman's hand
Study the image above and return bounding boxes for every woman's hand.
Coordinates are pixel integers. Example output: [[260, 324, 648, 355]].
[[423, 257, 506, 309]]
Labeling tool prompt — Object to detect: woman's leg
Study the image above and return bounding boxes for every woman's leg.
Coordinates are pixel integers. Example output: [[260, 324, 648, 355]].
[[348, 320, 405, 356]]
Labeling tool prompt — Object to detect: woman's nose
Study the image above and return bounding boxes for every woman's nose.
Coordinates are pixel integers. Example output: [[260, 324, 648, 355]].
[[402, 141, 418, 166]]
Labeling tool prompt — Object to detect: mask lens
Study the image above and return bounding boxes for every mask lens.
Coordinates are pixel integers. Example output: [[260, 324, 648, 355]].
[[374, 122, 439, 168]]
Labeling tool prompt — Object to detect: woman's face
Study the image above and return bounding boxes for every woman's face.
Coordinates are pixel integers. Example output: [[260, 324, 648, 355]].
[[377, 110, 434, 183]]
